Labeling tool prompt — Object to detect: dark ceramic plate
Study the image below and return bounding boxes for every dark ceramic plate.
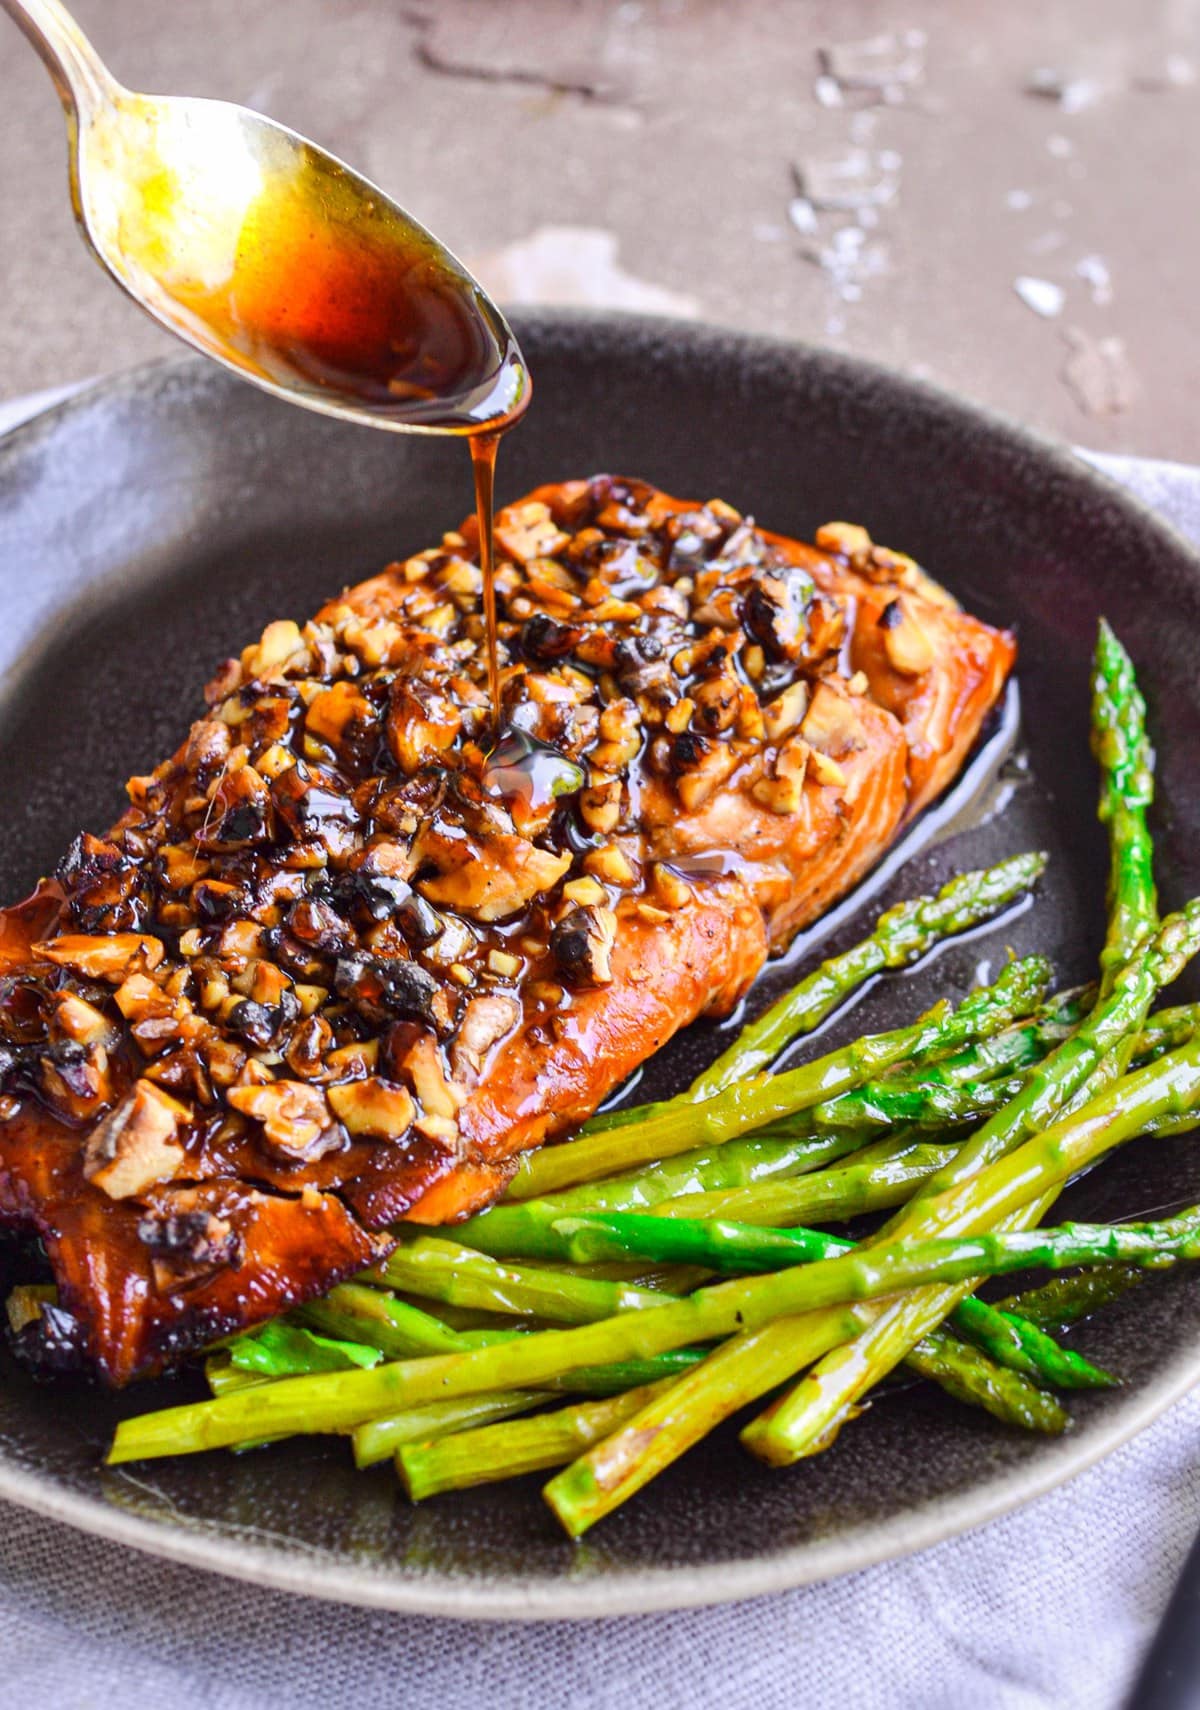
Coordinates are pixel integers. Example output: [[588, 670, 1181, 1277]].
[[2, 312, 1200, 1619]]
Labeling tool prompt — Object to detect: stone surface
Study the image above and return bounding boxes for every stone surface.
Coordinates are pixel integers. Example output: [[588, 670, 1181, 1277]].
[[0, 0, 1197, 458]]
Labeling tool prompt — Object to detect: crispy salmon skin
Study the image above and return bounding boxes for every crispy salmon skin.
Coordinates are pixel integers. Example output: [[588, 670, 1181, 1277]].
[[0, 477, 1013, 1382]]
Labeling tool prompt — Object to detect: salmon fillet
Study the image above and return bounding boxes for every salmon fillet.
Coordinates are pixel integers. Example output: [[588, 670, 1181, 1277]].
[[0, 476, 1014, 1382]]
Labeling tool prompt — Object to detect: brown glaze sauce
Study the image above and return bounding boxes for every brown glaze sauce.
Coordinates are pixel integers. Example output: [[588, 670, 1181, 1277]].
[[116, 132, 531, 737]]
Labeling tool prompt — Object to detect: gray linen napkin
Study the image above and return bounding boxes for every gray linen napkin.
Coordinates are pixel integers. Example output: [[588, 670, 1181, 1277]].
[[0, 383, 1198, 1710]]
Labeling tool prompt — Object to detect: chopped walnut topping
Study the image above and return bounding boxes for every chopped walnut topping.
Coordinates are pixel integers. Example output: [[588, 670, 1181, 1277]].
[[35, 933, 164, 982], [52, 991, 116, 1047], [386, 679, 462, 772], [814, 521, 873, 567], [83, 1081, 190, 1199], [800, 680, 864, 759], [227, 1080, 338, 1160], [879, 597, 935, 675], [673, 738, 738, 812], [418, 835, 571, 924], [305, 680, 376, 754], [404, 1031, 465, 1118], [579, 775, 622, 835], [327, 1076, 417, 1141], [583, 843, 637, 887], [763, 680, 810, 743], [440, 1009, 510, 1085], [562, 876, 607, 908], [495, 501, 571, 565], [242, 619, 308, 681], [198, 765, 274, 852], [651, 864, 692, 911]]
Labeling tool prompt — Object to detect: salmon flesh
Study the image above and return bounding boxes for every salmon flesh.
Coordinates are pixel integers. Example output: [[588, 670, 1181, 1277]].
[[0, 478, 1014, 1382]]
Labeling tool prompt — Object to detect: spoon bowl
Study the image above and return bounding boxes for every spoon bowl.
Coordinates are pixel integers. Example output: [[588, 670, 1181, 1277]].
[[3, 0, 529, 434]]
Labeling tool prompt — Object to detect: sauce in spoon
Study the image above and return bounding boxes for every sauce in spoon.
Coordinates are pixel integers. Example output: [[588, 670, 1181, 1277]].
[[94, 108, 530, 733]]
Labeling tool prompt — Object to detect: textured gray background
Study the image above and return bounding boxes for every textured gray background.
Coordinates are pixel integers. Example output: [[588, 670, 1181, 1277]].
[[1, 0, 1198, 460]]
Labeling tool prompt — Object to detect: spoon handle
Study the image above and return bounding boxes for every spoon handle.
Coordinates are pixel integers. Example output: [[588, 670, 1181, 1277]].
[[1, 0, 115, 115]]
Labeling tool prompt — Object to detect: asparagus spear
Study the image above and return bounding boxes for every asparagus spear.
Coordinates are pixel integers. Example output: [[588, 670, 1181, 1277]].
[[229, 1321, 383, 1377], [206, 1355, 268, 1396], [994, 1264, 1152, 1333], [740, 927, 1200, 1467], [798, 1072, 1027, 1133], [551, 1210, 1114, 1390], [743, 1001, 1199, 1142], [352, 1390, 556, 1469], [386, 1135, 1094, 1402], [545, 1190, 1200, 1534], [471, 1188, 1174, 1508], [458, 1113, 1098, 1395], [457, 1131, 874, 1256], [298, 1283, 522, 1358], [506, 956, 1052, 1199], [950, 1296, 1116, 1390], [1092, 619, 1157, 995], [540, 1026, 1200, 1531], [756, 984, 1089, 1139], [373, 1233, 675, 1324], [659, 1132, 963, 1225], [903, 1322, 1070, 1431], [455, 1130, 940, 1262], [397, 1378, 681, 1499], [756, 1001, 1195, 1143]]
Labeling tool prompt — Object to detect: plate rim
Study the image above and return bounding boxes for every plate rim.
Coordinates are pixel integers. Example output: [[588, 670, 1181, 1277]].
[[2, 313, 1200, 1619]]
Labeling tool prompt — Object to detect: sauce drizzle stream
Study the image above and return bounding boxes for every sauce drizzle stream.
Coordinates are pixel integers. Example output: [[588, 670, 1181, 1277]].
[[471, 430, 504, 735]]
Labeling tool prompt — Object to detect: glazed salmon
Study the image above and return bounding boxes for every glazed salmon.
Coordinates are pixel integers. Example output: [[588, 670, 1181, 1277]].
[[0, 476, 1014, 1381]]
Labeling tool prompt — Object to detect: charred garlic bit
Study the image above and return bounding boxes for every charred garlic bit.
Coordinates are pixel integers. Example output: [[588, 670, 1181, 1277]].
[[334, 953, 441, 1030], [136, 1196, 242, 1293], [552, 904, 618, 988], [57, 832, 148, 932]]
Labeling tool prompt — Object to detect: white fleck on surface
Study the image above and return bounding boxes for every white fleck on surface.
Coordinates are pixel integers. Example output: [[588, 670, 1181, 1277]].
[[786, 197, 818, 234], [1046, 133, 1075, 158], [813, 73, 843, 108], [1076, 253, 1114, 305], [1030, 230, 1067, 255], [468, 227, 699, 317], [1014, 275, 1066, 318], [1025, 67, 1107, 112], [804, 226, 891, 300], [1061, 326, 1137, 415], [1005, 188, 1033, 211], [1131, 51, 1197, 90]]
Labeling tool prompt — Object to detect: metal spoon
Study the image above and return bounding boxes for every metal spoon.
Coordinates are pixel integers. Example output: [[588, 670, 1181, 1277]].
[[2, 0, 530, 435]]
